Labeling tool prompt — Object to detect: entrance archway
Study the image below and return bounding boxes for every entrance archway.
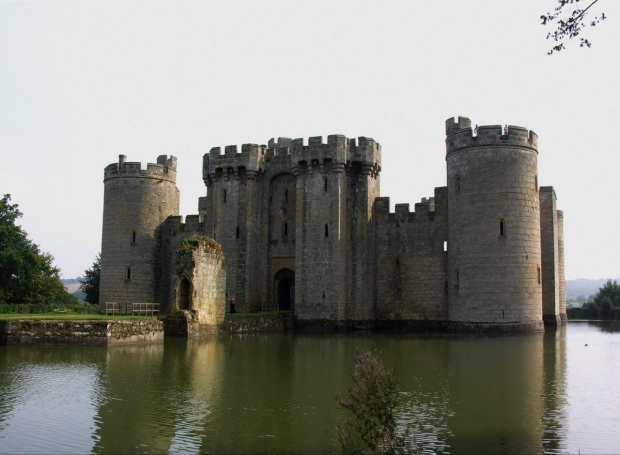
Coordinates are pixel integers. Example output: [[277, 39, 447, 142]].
[[274, 268, 295, 311], [178, 276, 191, 310]]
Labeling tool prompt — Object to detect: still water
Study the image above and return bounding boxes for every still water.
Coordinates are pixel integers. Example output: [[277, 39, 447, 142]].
[[0, 322, 619, 454]]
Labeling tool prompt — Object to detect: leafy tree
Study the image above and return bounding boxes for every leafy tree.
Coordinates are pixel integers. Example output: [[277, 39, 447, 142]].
[[80, 254, 101, 304], [336, 345, 418, 455], [0, 194, 77, 305], [593, 279, 620, 308], [541, 0, 607, 54]]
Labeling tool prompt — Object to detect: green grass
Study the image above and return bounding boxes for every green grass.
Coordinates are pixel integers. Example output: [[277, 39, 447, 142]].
[[0, 312, 155, 321]]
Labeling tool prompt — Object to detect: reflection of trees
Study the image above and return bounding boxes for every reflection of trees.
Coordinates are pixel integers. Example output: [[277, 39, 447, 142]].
[[590, 321, 620, 333]]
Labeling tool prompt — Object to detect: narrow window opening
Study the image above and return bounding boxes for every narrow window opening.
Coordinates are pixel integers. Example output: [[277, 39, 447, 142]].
[[443, 241, 448, 252], [132, 231, 136, 244], [284, 188, 288, 203], [283, 222, 288, 237], [535, 175, 538, 190], [499, 220, 505, 236], [324, 224, 329, 238], [236, 226, 240, 239], [126, 267, 131, 280], [324, 177, 328, 192], [455, 175, 461, 193], [223, 189, 227, 203], [537, 266, 541, 284]]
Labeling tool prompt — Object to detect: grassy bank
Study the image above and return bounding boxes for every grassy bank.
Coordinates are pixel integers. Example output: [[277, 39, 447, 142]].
[[225, 311, 293, 319], [0, 313, 153, 321]]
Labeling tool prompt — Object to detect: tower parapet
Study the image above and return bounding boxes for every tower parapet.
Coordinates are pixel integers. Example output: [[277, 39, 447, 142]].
[[445, 117, 538, 156], [104, 155, 177, 183], [202, 144, 266, 185], [289, 135, 381, 175]]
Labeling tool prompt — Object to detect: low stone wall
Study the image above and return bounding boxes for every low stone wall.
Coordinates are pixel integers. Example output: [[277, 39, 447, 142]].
[[0, 319, 164, 345], [222, 313, 293, 334]]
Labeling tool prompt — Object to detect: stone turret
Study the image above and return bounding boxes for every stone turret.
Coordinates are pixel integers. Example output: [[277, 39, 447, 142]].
[[445, 117, 543, 331], [99, 155, 180, 308]]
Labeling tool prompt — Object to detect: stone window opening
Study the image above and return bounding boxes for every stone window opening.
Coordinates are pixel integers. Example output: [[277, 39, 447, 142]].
[[535, 175, 538, 191], [537, 266, 541, 284], [236, 226, 240, 239], [443, 241, 448, 252], [283, 222, 288, 237], [284, 188, 288, 203], [324, 177, 328, 192], [223, 189, 227, 203], [454, 269, 459, 289], [132, 231, 136, 244], [324, 224, 329, 238], [126, 267, 131, 281], [499, 220, 506, 237], [455, 175, 461, 193]]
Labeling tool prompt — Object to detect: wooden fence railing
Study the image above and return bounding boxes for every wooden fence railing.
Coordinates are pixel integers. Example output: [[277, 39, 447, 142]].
[[103, 302, 159, 317]]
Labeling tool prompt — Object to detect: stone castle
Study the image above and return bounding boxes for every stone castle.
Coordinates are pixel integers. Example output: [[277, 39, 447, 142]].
[[99, 116, 566, 332]]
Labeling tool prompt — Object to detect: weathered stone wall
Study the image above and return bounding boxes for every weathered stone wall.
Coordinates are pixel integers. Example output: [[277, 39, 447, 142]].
[[557, 210, 567, 322], [100, 155, 179, 308], [445, 117, 543, 331], [540, 187, 560, 326], [373, 189, 448, 321], [168, 236, 226, 325], [0, 319, 164, 345]]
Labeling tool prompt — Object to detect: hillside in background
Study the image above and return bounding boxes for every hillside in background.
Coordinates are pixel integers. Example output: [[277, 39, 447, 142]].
[[61, 277, 85, 301], [567, 278, 619, 299]]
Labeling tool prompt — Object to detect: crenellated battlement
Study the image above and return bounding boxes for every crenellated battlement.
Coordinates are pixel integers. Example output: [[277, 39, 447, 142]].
[[202, 143, 267, 184], [373, 196, 436, 221], [289, 135, 381, 175], [104, 154, 177, 183], [445, 117, 538, 156]]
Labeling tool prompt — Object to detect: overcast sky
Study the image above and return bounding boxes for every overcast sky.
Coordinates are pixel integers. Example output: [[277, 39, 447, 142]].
[[1, 0, 618, 280]]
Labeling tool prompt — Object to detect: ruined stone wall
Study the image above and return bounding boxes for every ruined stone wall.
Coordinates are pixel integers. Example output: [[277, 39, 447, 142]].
[[169, 236, 226, 325], [445, 117, 543, 331], [540, 187, 560, 326], [373, 188, 448, 321], [100, 155, 179, 309]]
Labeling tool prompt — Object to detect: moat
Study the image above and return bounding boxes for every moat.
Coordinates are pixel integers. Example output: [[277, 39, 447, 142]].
[[1, 322, 618, 454]]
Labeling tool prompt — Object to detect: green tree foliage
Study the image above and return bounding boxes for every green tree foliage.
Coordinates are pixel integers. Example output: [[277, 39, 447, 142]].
[[336, 345, 418, 455], [0, 194, 78, 305], [542, 0, 607, 54], [80, 254, 101, 304], [568, 280, 620, 319]]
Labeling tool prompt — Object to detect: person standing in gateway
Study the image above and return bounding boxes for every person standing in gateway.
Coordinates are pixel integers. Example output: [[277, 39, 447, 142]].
[[229, 296, 236, 313]]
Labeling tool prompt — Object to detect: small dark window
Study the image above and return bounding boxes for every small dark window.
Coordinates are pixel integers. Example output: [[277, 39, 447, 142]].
[[537, 266, 541, 284], [126, 267, 131, 280], [324, 224, 329, 238], [324, 177, 328, 192], [499, 220, 505, 236], [283, 222, 288, 237], [132, 231, 136, 244], [236, 226, 240, 239], [223, 190, 227, 203], [455, 175, 461, 193], [284, 188, 288, 203]]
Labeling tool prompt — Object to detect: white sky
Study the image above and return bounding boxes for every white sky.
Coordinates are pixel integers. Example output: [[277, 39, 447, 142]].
[[0, 0, 618, 280]]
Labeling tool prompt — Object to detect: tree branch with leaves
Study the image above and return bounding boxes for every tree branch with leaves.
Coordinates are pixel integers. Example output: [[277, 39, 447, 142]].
[[541, 0, 606, 54]]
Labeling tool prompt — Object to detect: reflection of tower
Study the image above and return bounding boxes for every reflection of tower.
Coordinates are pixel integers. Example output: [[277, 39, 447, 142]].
[[100, 155, 179, 308], [541, 325, 568, 453], [446, 117, 543, 331], [557, 211, 567, 322]]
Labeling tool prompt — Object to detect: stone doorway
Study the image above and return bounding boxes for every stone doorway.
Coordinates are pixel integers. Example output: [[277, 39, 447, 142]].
[[274, 269, 295, 311], [178, 276, 191, 310]]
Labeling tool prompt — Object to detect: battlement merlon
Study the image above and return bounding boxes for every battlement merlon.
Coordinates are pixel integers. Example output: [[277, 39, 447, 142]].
[[372, 196, 437, 221], [104, 155, 177, 183], [202, 144, 267, 184], [445, 117, 538, 156], [289, 135, 381, 175]]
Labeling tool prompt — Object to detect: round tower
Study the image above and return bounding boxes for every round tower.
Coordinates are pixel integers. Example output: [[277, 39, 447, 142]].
[[445, 117, 543, 332], [99, 155, 180, 309]]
